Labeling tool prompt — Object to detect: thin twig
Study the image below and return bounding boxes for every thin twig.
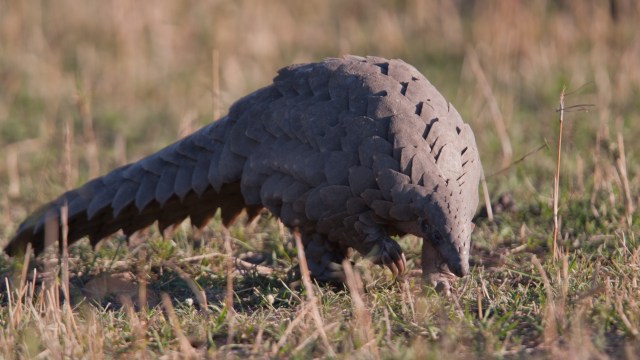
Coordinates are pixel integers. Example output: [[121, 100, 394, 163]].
[[488, 141, 549, 178], [180, 252, 273, 276], [558, 104, 595, 113], [563, 81, 594, 96], [180, 252, 226, 262]]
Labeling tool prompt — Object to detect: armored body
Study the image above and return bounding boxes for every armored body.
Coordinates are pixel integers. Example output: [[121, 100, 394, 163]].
[[5, 56, 481, 286]]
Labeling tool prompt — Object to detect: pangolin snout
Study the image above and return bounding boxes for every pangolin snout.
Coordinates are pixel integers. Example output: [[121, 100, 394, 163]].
[[421, 224, 470, 277], [447, 258, 469, 277]]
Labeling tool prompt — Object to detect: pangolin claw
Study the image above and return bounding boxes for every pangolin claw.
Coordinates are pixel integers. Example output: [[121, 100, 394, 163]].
[[371, 238, 407, 278]]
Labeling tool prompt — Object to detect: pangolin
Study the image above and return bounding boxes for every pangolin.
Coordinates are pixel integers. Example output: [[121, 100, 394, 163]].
[[4, 55, 481, 287]]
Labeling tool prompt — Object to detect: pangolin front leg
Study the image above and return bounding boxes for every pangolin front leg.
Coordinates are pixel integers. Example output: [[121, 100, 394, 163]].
[[352, 213, 407, 277]]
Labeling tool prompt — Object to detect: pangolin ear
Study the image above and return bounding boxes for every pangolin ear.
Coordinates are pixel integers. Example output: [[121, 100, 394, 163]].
[[469, 223, 476, 232]]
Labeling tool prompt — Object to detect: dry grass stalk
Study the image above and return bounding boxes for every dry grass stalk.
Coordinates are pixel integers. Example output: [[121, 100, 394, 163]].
[[60, 204, 73, 313], [62, 117, 72, 304], [564, 305, 608, 360], [74, 86, 99, 178], [552, 87, 565, 262], [292, 322, 339, 356], [160, 293, 198, 358], [180, 251, 273, 276], [4, 265, 108, 358], [293, 230, 335, 357], [613, 131, 634, 226], [85, 312, 104, 359], [63, 116, 76, 189], [233, 257, 273, 276], [383, 307, 392, 343], [342, 260, 377, 356], [137, 247, 148, 313], [6, 147, 19, 198], [532, 255, 558, 346], [164, 261, 208, 311], [477, 285, 484, 320], [467, 46, 512, 168], [273, 303, 311, 355], [400, 279, 417, 323], [480, 171, 494, 223], [178, 110, 197, 139], [120, 294, 148, 357], [180, 252, 225, 262], [222, 228, 237, 348], [59, 205, 82, 353], [560, 255, 569, 323], [4, 138, 42, 198], [114, 133, 127, 166], [251, 326, 265, 356], [43, 212, 58, 294], [19, 243, 33, 292], [4, 278, 15, 334], [222, 229, 235, 312], [212, 48, 221, 120], [615, 294, 639, 338]]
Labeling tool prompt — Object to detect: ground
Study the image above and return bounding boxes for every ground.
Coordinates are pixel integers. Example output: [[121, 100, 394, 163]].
[[1, 1, 639, 358]]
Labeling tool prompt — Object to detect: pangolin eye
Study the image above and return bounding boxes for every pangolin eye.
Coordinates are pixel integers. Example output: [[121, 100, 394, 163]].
[[431, 230, 444, 245], [421, 219, 431, 232]]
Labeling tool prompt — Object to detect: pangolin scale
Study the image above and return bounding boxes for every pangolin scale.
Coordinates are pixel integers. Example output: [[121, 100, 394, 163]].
[[5, 55, 481, 285]]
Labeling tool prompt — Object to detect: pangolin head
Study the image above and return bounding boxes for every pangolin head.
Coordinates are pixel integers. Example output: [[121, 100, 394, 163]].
[[414, 188, 477, 278], [419, 213, 473, 277]]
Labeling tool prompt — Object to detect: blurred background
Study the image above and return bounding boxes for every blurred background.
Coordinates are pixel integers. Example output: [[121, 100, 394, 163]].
[[1, 0, 638, 234]]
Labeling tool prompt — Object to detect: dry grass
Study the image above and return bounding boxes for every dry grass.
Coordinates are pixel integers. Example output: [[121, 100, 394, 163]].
[[2, 0, 640, 358]]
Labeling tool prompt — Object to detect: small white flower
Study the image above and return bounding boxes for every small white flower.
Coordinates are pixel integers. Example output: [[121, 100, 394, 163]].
[[266, 294, 275, 305], [185, 298, 194, 307]]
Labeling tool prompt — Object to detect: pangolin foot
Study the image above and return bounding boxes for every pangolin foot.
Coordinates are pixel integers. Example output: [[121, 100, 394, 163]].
[[370, 238, 407, 277], [424, 272, 453, 296]]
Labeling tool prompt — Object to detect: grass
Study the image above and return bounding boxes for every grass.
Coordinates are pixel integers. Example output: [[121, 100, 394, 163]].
[[1, 0, 640, 358]]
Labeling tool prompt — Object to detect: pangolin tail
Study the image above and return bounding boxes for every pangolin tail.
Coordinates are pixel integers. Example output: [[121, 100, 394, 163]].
[[5, 118, 261, 257]]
